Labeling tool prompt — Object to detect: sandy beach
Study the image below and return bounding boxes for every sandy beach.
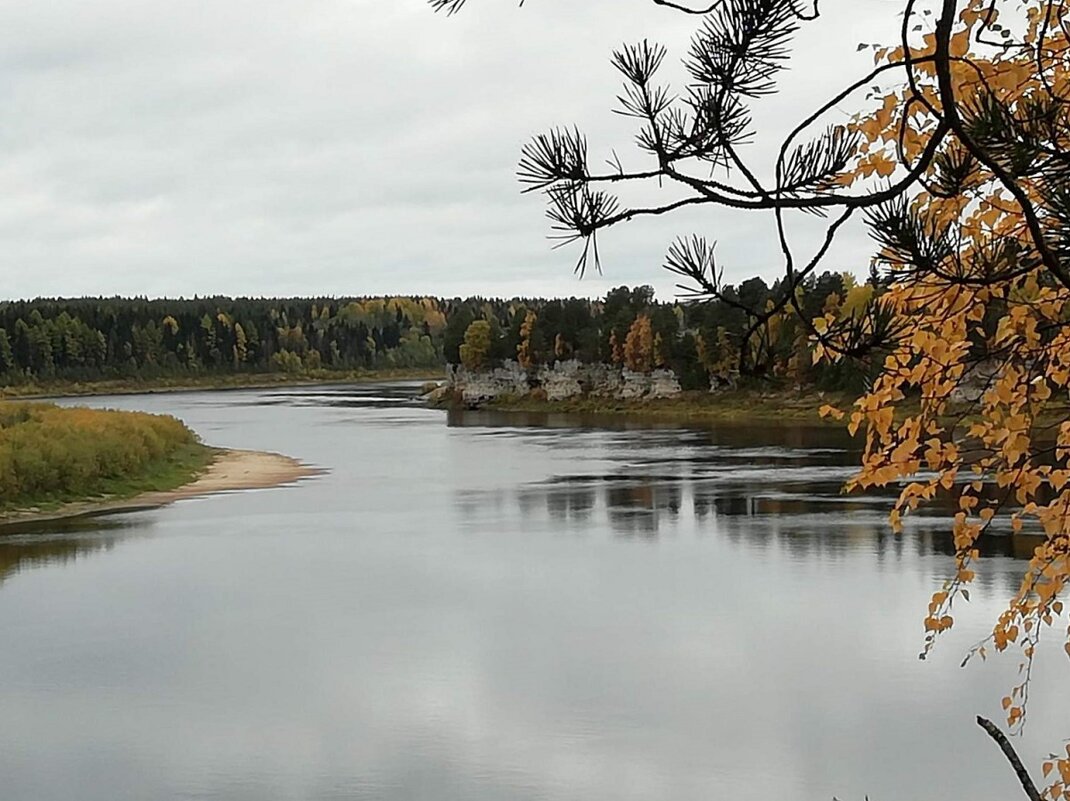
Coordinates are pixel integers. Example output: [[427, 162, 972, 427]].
[[0, 449, 321, 529]]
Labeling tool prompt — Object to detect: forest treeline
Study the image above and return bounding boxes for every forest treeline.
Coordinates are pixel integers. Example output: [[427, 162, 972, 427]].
[[0, 272, 880, 390]]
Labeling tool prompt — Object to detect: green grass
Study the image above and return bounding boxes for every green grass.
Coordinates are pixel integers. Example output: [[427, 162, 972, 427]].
[[477, 389, 856, 425], [474, 388, 1012, 431], [0, 367, 445, 400], [1, 442, 216, 515]]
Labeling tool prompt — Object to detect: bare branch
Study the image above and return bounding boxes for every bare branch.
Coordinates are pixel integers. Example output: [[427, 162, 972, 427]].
[[976, 716, 1042, 801]]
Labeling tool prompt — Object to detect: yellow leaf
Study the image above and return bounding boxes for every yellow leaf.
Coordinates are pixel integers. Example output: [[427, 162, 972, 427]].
[[819, 404, 845, 420]]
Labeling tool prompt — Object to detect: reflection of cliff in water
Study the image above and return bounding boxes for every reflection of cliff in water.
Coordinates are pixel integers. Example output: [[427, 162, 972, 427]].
[[0, 518, 135, 586], [448, 412, 1038, 595], [543, 481, 596, 524], [456, 468, 1034, 596]]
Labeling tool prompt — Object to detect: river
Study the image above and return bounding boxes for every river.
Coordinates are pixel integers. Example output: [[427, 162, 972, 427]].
[[0, 381, 1065, 800]]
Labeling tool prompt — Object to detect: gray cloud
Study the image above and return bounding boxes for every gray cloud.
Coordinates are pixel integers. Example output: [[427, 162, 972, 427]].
[[2, 0, 906, 300]]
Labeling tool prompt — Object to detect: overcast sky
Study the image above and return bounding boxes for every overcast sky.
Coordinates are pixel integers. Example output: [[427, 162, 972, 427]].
[[0, 0, 909, 301]]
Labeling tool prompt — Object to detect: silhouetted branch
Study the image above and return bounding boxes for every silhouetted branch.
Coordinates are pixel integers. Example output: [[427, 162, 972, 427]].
[[976, 716, 1042, 801]]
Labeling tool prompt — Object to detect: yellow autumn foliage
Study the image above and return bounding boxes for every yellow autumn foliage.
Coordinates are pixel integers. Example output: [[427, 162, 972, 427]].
[[459, 320, 492, 371], [623, 315, 655, 373], [0, 403, 200, 508], [827, 1, 1070, 790], [517, 311, 538, 369]]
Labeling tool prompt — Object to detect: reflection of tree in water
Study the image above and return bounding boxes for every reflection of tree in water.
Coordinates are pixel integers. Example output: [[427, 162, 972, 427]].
[[516, 487, 542, 519], [706, 494, 1025, 597], [0, 518, 131, 586], [604, 478, 682, 537], [545, 482, 595, 524], [455, 445, 1040, 592], [693, 489, 714, 520]]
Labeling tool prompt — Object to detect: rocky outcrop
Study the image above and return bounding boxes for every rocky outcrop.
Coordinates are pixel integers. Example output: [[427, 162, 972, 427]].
[[447, 361, 528, 405], [540, 360, 588, 401], [446, 360, 683, 406], [646, 369, 683, 399], [948, 359, 1000, 405]]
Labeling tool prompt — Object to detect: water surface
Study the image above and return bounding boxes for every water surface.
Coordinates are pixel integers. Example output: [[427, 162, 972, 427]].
[[0, 382, 1065, 800]]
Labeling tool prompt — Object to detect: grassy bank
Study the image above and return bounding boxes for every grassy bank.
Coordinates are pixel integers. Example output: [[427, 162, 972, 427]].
[[0, 367, 445, 400], [0, 403, 215, 514], [471, 389, 858, 425]]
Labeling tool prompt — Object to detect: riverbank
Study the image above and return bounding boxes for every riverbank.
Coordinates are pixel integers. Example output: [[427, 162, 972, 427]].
[[0, 367, 445, 400], [448, 389, 858, 426], [0, 448, 319, 529]]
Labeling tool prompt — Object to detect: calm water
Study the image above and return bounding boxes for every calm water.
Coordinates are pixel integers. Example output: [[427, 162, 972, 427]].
[[1, 382, 1066, 801]]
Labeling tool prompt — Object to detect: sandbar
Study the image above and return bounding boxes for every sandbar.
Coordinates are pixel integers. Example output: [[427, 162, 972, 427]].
[[0, 449, 322, 530]]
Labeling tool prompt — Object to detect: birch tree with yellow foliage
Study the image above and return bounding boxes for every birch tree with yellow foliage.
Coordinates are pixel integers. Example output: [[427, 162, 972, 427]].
[[435, 0, 1070, 795]]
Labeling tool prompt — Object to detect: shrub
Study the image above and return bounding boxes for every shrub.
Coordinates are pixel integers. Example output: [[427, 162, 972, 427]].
[[0, 403, 200, 507]]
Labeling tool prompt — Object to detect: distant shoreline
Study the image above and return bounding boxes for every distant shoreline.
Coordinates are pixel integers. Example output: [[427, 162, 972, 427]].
[[0, 449, 322, 530], [0, 369, 444, 401]]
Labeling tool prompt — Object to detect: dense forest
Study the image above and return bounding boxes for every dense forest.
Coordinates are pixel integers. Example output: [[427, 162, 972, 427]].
[[0, 270, 880, 390]]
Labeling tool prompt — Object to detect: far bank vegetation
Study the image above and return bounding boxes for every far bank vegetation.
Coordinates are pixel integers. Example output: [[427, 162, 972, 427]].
[[2, 277, 876, 395], [450, 278, 879, 393]]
